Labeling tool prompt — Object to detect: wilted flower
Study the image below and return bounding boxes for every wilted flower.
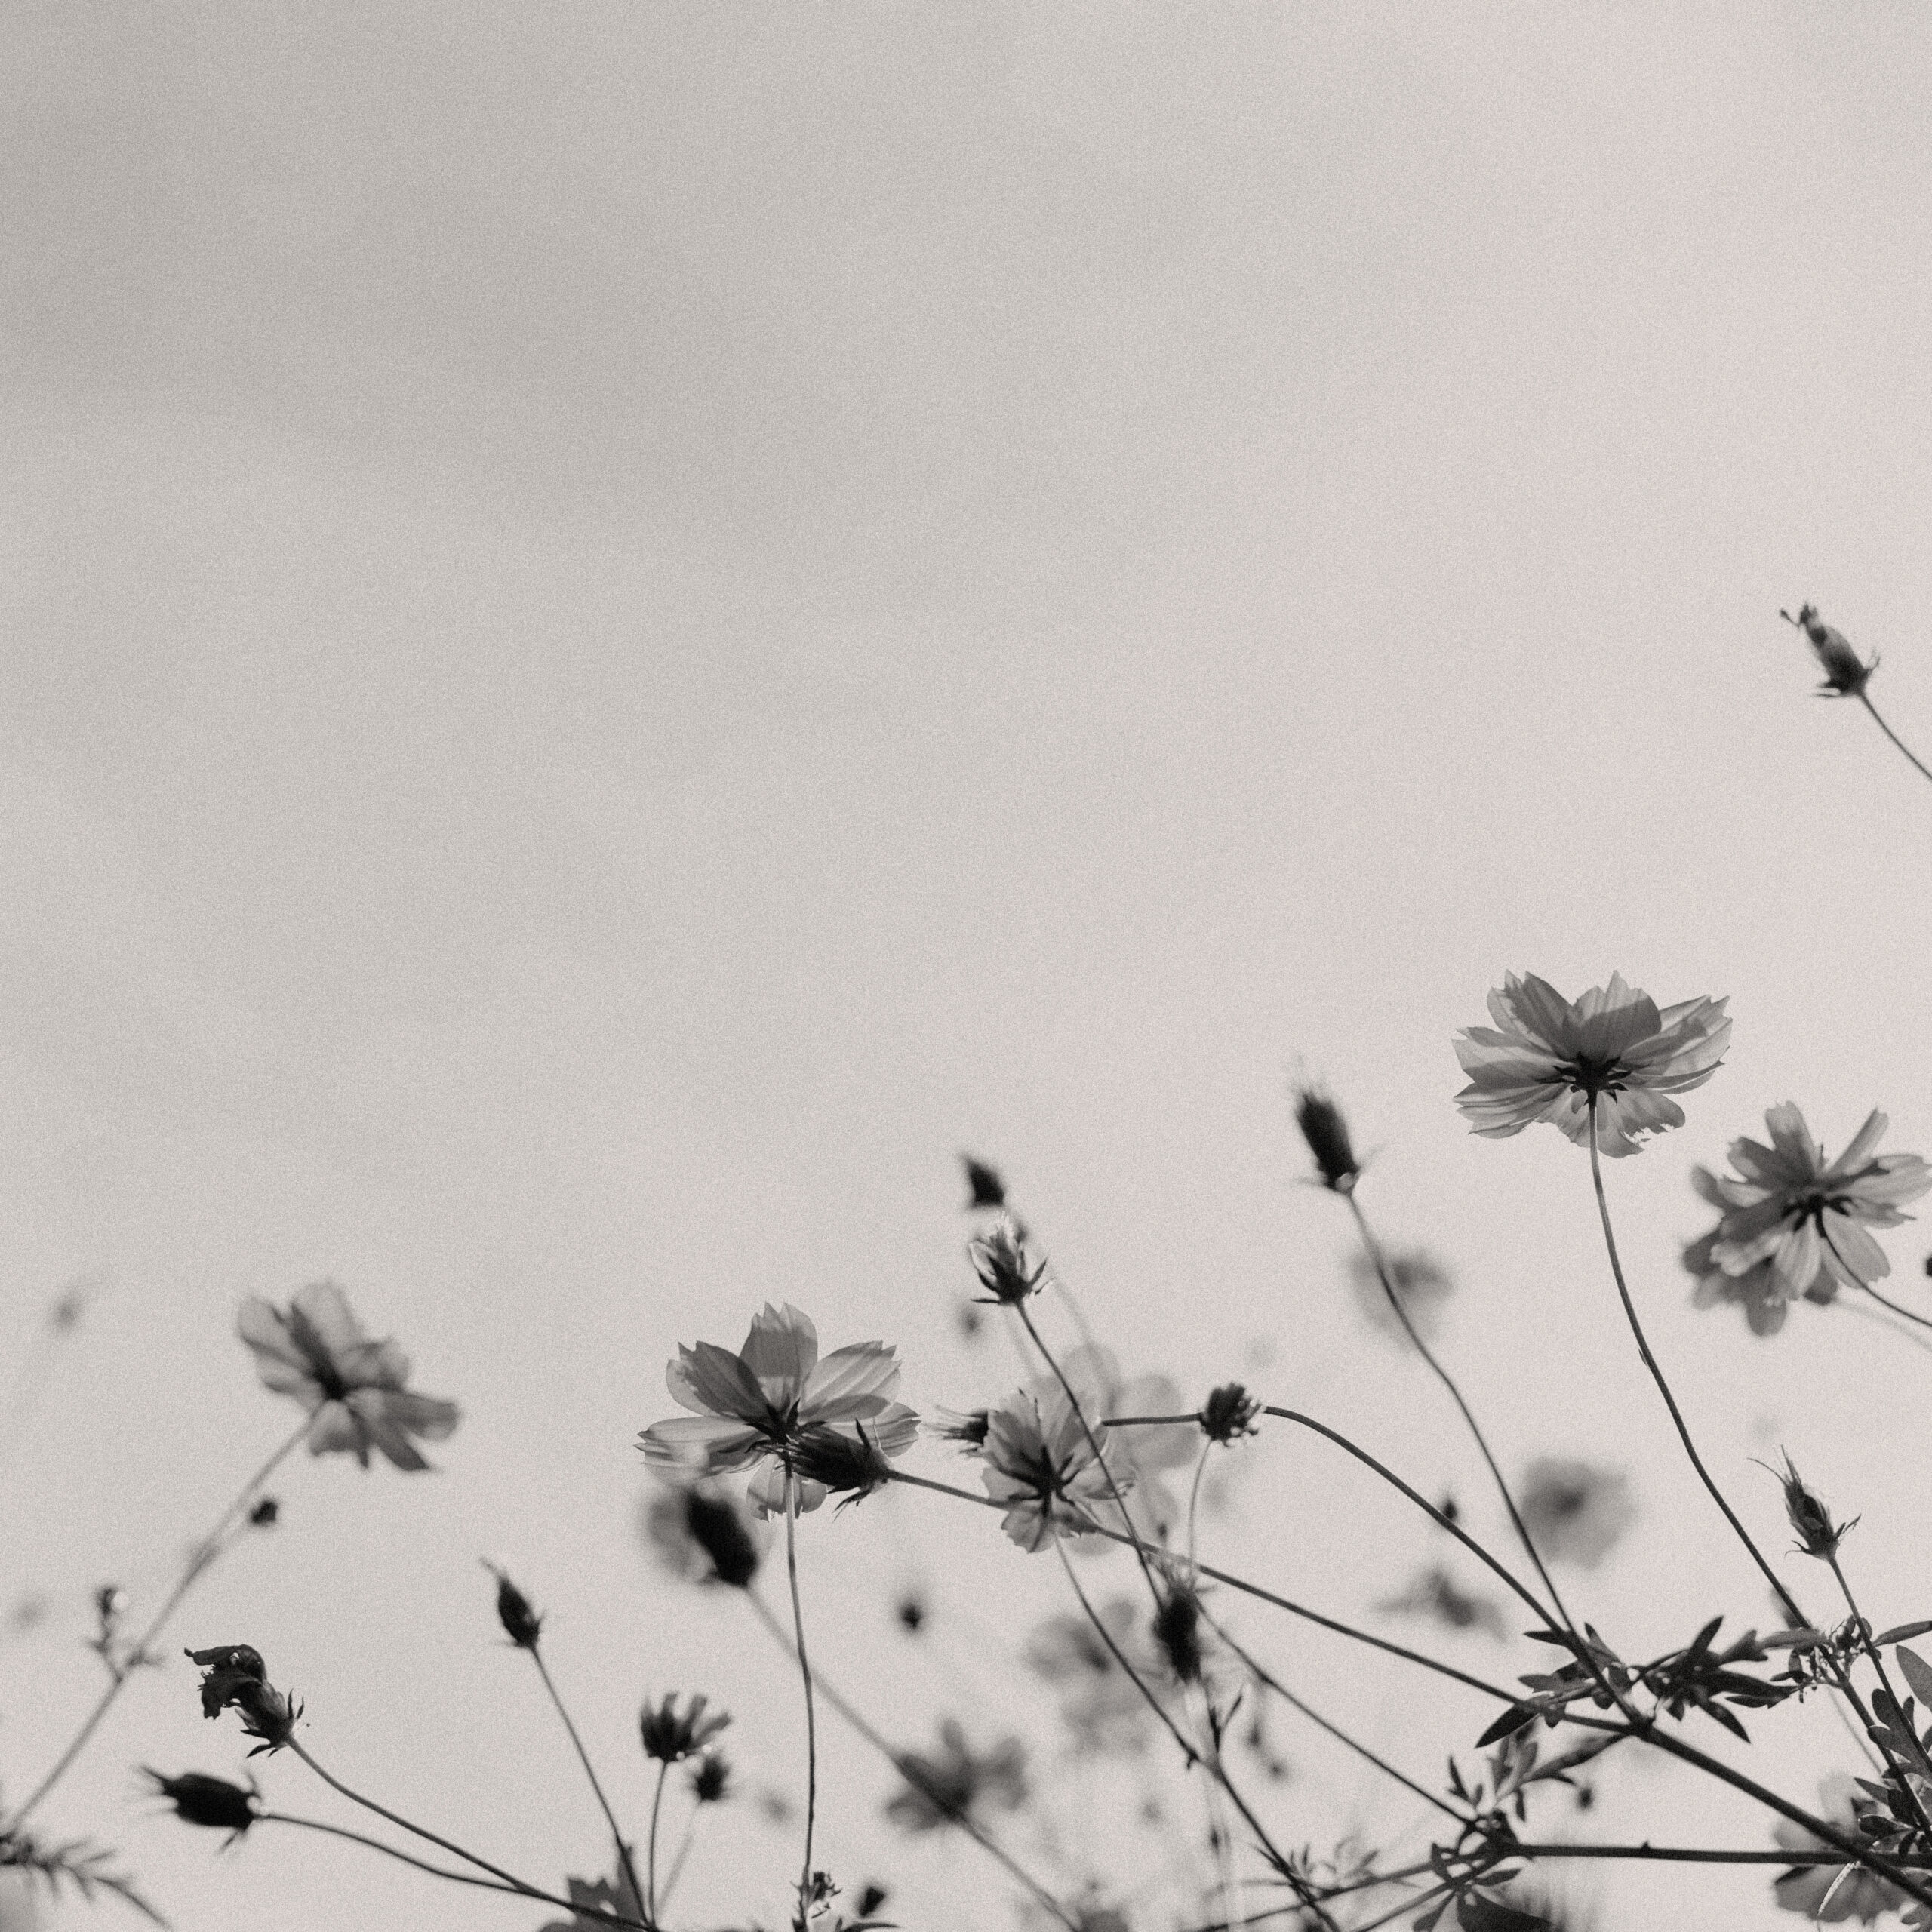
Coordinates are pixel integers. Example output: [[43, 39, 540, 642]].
[[641, 1692, 731, 1764], [141, 1768, 258, 1845], [1773, 1774, 1906, 1923], [885, 1718, 1029, 1832], [636, 1304, 918, 1517], [236, 1282, 460, 1472], [1692, 1105, 1930, 1305], [1454, 973, 1730, 1158], [1764, 1452, 1857, 1561], [1376, 1564, 1509, 1641], [1516, 1459, 1635, 1571], [1199, 1383, 1260, 1445], [1783, 604, 1877, 698], [1292, 1083, 1361, 1194], [185, 1644, 300, 1755], [688, 1751, 731, 1804], [481, 1561, 543, 1651], [643, 1478, 765, 1590], [1348, 1245, 1456, 1346], [968, 1219, 1048, 1307], [981, 1384, 1133, 1552]]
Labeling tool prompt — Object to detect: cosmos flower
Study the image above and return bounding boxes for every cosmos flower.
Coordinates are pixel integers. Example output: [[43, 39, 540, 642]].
[[1692, 1105, 1930, 1303], [1025, 1598, 1164, 1754], [980, 1383, 1134, 1552], [636, 1304, 918, 1517], [1516, 1458, 1635, 1571], [1454, 973, 1730, 1158], [640, 1692, 731, 1764], [884, 1718, 1029, 1832], [1681, 1227, 1834, 1337], [1348, 1245, 1456, 1346], [1049, 1345, 1195, 1549], [184, 1645, 301, 1756], [235, 1282, 460, 1472], [1772, 1775, 1907, 1924]]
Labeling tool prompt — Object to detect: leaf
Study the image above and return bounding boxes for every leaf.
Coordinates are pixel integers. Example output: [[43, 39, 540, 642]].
[[1898, 1647, 1932, 1711], [1475, 1704, 1539, 1749], [1875, 1622, 1932, 1647], [1457, 1894, 1557, 1932]]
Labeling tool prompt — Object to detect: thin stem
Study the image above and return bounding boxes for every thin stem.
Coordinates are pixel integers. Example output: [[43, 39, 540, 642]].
[[742, 1587, 1079, 1930], [1861, 1280, 1932, 1332], [1053, 1539, 1198, 1767], [260, 1813, 650, 1927], [785, 1475, 818, 1930], [1859, 689, 1932, 787], [888, 1469, 1521, 1704], [1344, 1193, 1580, 1640], [5, 1417, 310, 1831], [531, 1647, 647, 1918], [1828, 1551, 1932, 1835], [645, 1761, 669, 1924]]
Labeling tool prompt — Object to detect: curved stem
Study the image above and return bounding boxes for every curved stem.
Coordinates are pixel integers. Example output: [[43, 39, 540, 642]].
[[1052, 1539, 1198, 1767], [5, 1417, 310, 1831], [784, 1475, 818, 1929], [1860, 1280, 1932, 1333], [531, 1647, 647, 1916], [1859, 690, 1932, 787], [645, 1760, 669, 1924]]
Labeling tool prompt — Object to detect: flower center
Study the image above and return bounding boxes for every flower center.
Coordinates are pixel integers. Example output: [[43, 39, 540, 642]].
[[1565, 1054, 1623, 1100]]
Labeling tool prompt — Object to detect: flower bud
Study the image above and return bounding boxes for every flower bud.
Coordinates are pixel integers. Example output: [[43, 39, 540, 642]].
[[1152, 1583, 1205, 1685], [142, 1767, 258, 1839], [482, 1561, 543, 1651], [933, 1407, 992, 1453], [968, 1220, 1048, 1307], [1199, 1383, 1260, 1444], [683, 1485, 761, 1590], [688, 1750, 731, 1804], [1292, 1084, 1361, 1193], [1783, 603, 1876, 697], [790, 1425, 894, 1508], [1770, 1452, 1857, 1560]]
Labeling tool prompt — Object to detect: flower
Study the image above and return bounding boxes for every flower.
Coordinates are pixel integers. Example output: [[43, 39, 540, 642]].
[[235, 1282, 460, 1472], [968, 1219, 1048, 1307], [931, 1407, 992, 1452], [1773, 1774, 1906, 1923], [1045, 1344, 1195, 1547], [1682, 1227, 1834, 1337], [642, 1478, 765, 1589], [636, 1304, 918, 1517], [980, 1383, 1134, 1552], [1516, 1459, 1635, 1571], [1454, 972, 1730, 1157], [1783, 604, 1877, 698], [1349, 1244, 1456, 1346], [481, 1562, 543, 1650], [1691, 1105, 1930, 1305], [640, 1692, 731, 1764], [1291, 1083, 1362, 1193], [1025, 1599, 1167, 1754], [141, 1768, 258, 1844], [184, 1644, 301, 1756], [1199, 1383, 1261, 1445], [884, 1718, 1029, 1832]]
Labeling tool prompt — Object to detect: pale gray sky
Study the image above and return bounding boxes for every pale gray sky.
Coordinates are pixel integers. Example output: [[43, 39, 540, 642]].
[[8, 6, 1932, 1929]]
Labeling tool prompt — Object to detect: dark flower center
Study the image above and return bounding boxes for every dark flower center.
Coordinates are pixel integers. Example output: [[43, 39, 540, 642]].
[[1565, 1054, 1623, 1100]]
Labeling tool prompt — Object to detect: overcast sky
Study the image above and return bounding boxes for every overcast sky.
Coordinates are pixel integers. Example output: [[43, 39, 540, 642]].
[[8, 7, 1932, 1930]]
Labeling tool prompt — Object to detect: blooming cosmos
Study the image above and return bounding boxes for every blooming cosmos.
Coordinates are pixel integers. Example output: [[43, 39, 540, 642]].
[[980, 1383, 1133, 1552], [884, 1718, 1029, 1833], [1690, 1105, 1930, 1306], [1454, 972, 1730, 1157], [635, 1303, 918, 1517], [236, 1283, 460, 1472]]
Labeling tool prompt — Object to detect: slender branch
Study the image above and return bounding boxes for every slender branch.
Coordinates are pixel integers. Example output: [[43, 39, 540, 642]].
[[1859, 689, 1932, 787], [645, 1761, 669, 1924], [1053, 1539, 1198, 1767], [5, 1417, 310, 1831], [1827, 1551, 1932, 1835], [530, 1647, 647, 1918], [1861, 1280, 1932, 1332], [784, 1476, 819, 1930]]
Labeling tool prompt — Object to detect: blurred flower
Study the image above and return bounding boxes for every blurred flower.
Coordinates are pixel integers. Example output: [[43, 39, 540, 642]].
[[641, 1692, 730, 1764], [1516, 1460, 1635, 1571], [962, 1155, 1008, 1211], [1773, 1774, 1906, 1923], [1454, 973, 1729, 1158], [537, 1857, 646, 1932], [643, 1478, 764, 1589], [1050, 1345, 1195, 1547], [931, 1408, 992, 1453], [1376, 1564, 1509, 1641], [481, 1562, 543, 1650], [885, 1718, 1029, 1832], [1291, 1083, 1361, 1194], [981, 1385, 1132, 1552], [1764, 1452, 1857, 1561], [141, 1769, 257, 1845], [1783, 604, 1876, 698], [184, 1644, 300, 1756], [968, 1219, 1048, 1308], [236, 1282, 460, 1472], [1026, 1599, 1164, 1753], [1348, 1245, 1456, 1346], [1693, 1105, 1930, 1304], [688, 1751, 731, 1804], [1682, 1227, 1833, 1337], [636, 1304, 918, 1517]]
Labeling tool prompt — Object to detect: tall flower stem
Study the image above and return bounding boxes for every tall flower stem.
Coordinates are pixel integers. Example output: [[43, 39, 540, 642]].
[[1051, 1540, 1198, 1767], [741, 1587, 1079, 1930], [530, 1647, 647, 1917], [260, 1812, 651, 1929], [1827, 1551, 1932, 1835], [645, 1761, 670, 1922], [1859, 690, 1932, 787], [5, 1416, 310, 1832], [784, 1475, 819, 1930]]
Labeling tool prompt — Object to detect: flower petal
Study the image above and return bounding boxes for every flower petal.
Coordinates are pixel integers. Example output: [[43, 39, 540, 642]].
[[739, 1304, 819, 1400]]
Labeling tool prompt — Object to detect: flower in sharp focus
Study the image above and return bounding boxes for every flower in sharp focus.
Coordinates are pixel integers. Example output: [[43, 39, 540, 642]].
[[642, 1478, 766, 1589], [141, 1768, 259, 1847], [1693, 1105, 1930, 1305], [185, 1644, 301, 1755], [1764, 1452, 1857, 1561], [1783, 604, 1877, 698], [1291, 1082, 1361, 1193], [636, 1304, 918, 1518], [641, 1692, 731, 1764], [968, 1217, 1048, 1307], [980, 1384, 1133, 1553], [885, 1718, 1029, 1833], [1454, 973, 1730, 1158], [1516, 1459, 1636, 1571], [236, 1282, 460, 1472], [1773, 1774, 1907, 1923]]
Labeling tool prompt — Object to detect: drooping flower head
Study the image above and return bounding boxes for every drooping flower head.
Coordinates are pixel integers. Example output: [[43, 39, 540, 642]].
[[1782, 603, 1877, 698], [1454, 972, 1730, 1158], [980, 1383, 1133, 1553], [1691, 1104, 1930, 1308], [636, 1304, 918, 1518], [236, 1282, 460, 1472], [184, 1644, 301, 1756]]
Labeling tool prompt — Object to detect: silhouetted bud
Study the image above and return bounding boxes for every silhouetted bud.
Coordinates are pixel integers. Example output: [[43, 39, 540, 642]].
[[142, 1768, 258, 1841], [790, 1425, 894, 1508], [1783, 603, 1876, 697], [185, 1644, 300, 1755], [1292, 1084, 1361, 1193], [248, 1497, 280, 1528], [1152, 1585, 1204, 1684], [1199, 1383, 1260, 1444], [962, 1156, 1006, 1210], [684, 1485, 761, 1589], [641, 1692, 731, 1764], [1769, 1451, 1857, 1560], [483, 1561, 543, 1650], [688, 1750, 731, 1803]]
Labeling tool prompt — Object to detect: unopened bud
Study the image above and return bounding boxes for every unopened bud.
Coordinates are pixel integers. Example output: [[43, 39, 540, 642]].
[[1292, 1084, 1361, 1193], [143, 1767, 258, 1838], [1769, 1452, 1857, 1561], [1199, 1383, 1260, 1445], [482, 1561, 543, 1650], [968, 1221, 1048, 1307], [790, 1426, 893, 1509], [1783, 603, 1876, 697]]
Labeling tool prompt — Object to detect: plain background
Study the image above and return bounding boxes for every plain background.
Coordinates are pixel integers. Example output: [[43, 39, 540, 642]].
[[8, 5, 1932, 1927]]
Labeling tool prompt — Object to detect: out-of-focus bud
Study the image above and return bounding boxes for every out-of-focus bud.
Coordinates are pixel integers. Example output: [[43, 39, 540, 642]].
[[1292, 1084, 1361, 1194], [142, 1767, 259, 1841], [1152, 1583, 1204, 1685], [790, 1426, 894, 1509], [248, 1497, 280, 1528], [961, 1156, 1007, 1210], [482, 1561, 544, 1651], [684, 1486, 761, 1589], [1770, 1451, 1857, 1561], [1783, 603, 1877, 697], [932, 1408, 992, 1454], [688, 1750, 731, 1803], [1199, 1383, 1260, 1445]]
